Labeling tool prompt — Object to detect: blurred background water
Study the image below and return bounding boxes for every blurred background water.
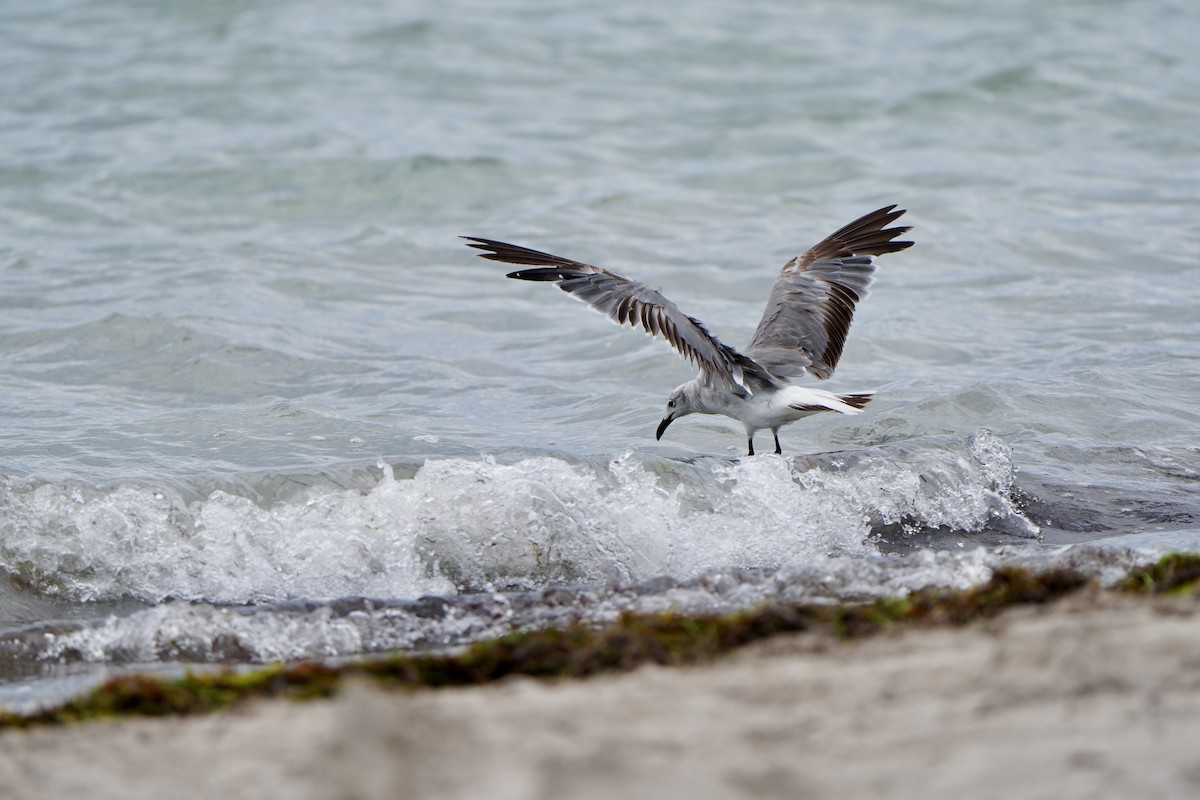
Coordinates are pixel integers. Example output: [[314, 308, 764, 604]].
[[1, 0, 1198, 710]]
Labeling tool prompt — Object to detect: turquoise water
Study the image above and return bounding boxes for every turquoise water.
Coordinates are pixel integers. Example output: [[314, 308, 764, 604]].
[[1, 0, 1198, 709]]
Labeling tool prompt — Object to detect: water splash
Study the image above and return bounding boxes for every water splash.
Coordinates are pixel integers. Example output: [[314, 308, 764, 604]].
[[0, 431, 1036, 605]]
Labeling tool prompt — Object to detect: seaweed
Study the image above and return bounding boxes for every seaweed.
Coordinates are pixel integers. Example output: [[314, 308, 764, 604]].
[[1117, 552, 1200, 596]]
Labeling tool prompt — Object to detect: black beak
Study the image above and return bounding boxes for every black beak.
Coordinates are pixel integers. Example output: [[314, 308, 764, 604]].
[[656, 414, 674, 441]]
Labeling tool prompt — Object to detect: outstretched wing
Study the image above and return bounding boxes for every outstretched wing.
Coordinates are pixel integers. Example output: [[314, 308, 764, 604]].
[[464, 236, 768, 393], [745, 205, 913, 380]]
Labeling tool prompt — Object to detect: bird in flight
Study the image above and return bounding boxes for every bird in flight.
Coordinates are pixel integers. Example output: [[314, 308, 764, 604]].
[[464, 205, 913, 456]]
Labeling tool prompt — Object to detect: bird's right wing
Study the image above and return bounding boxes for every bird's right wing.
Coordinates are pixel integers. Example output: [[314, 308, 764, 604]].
[[463, 237, 767, 394]]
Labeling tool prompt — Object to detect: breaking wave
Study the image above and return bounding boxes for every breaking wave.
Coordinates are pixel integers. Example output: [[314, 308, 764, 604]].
[[0, 431, 1035, 605]]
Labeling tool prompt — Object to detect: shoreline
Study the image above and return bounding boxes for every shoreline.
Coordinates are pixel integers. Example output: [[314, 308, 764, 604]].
[[1, 559, 1198, 798]]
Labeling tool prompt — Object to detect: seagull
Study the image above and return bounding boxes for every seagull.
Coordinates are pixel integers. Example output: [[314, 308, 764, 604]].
[[464, 205, 913, 456]]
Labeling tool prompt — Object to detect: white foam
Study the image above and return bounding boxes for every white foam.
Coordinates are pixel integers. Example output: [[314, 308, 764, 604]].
[[29, 549, 1003, 667], [0, 470, 454, 603]]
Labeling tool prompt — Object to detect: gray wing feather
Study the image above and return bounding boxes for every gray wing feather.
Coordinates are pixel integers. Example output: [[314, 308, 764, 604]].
[[745, 205, 913, 380], [463, 237, 768, 393]]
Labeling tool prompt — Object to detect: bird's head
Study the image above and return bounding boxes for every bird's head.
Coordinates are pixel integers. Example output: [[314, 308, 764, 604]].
[[656, 383, 698, 441]]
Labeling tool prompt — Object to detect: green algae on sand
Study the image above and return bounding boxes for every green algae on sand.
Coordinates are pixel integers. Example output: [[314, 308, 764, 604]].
[[1117, 552, 1200, 596]]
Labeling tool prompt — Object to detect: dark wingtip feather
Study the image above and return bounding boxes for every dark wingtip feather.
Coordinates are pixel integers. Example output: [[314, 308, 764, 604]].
[[506, 268, 570, 281], [463, 236, 594, 270], [461, 235, 501, 251], [804, 206, 915, 263]]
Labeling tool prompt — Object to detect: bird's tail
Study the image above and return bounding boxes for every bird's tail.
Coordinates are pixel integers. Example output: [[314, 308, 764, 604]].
[[788, 390, 874, 415], [837, 392, 874, 411]]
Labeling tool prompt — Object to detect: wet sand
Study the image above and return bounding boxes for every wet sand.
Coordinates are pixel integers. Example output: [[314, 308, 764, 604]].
[[2, 590, 1198, 800]]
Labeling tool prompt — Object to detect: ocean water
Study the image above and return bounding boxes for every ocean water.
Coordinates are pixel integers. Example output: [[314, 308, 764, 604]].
[[2, 0, 1199, 711]]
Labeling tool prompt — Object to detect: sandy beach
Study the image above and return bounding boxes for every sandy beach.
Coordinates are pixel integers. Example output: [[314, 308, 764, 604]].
[[1, 589, 1198, 800]]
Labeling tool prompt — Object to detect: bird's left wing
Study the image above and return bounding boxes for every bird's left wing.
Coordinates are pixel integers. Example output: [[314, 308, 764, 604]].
[[464, 237, 767, 393]]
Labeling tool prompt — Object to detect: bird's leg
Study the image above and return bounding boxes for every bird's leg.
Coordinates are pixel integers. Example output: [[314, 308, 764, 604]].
[[772, 429, 782, 455], [746, 433, 755, 457]]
